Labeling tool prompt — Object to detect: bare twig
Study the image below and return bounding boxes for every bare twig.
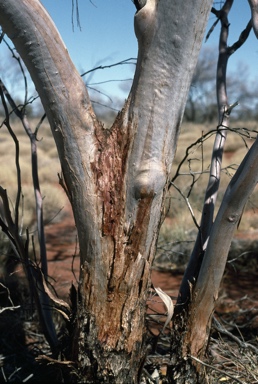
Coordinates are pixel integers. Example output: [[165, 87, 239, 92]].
[[3, 37, 29, 108], [0, 79, 59, 355], [71, 0, 81, 31], [0, 282, 19, 312], [213, 317, 258, 354], [91, 99, 119, 112], [205, 13, 220, 42], [0, 305, 20, 314], [170, 182, 200, 230], [81, 58, 137, 78], [228, 19, 253, 56], [169, 128, 218, 185], [0, 80, 22, 228], [88, 78, 133, 86], [0, 80, 48, 276], [190, 355, 243, 383]]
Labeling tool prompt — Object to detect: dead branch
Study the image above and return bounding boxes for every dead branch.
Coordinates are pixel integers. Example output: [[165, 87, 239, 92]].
[[213, 317, 258, 354]]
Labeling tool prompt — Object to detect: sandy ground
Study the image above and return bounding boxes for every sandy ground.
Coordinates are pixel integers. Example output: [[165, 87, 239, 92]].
[[44, 207, 258, 331]]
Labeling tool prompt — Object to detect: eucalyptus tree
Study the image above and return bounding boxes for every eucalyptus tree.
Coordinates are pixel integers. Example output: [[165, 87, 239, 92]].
[[0, 0, 258, 383]]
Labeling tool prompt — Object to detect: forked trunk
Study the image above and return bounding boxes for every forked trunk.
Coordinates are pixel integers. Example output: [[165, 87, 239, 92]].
[[0, 0, 213, 382]]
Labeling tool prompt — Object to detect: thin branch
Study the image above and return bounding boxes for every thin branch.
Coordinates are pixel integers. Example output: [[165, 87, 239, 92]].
[[3, 37, 29, 109], [169, 128, 218, 185], [81, 58, 137, 78], [0, 80, 58, 355], [0, 80, 22, 228], [170, 182, 200, 230], [35, 113, 46, 137], [88, 78, 133, 86], [205, 15, 220, 42], [91, 99, 120, 112], [71, 0, 81, 31], [87, 86, 113, 103], [177, 0, 234, 308], [213, 317, 258, 354], [190, 355, 243, 383], [228, 19, 253, 56], [0, 81, 48, 276]]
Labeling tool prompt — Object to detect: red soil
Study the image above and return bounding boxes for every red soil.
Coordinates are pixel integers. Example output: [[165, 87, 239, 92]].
[[45, 207, 258, 330]]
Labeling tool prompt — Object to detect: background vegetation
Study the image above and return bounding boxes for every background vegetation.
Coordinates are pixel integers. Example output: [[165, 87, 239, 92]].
[[1, 14, 258, 381]]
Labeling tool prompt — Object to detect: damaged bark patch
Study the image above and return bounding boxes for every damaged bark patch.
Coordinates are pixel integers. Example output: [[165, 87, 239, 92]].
[[92, 118, 130, 238]]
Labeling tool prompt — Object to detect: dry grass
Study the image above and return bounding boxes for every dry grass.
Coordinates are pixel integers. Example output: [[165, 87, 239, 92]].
[[208, 316, 258, 383], [2, 118, 257, 245], [159, 120, 258, 246], [1, 118, 258, 383], [0, 118, 68, 230]]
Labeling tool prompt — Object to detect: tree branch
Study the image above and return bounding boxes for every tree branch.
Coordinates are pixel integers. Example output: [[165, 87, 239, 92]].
[[177, 0, 234, 307], [81, 58, 137, 78], [0, 81, 22, 228], [248, 0, 258, 38], [0, 0, 103, 268], [188, 135, 258, 356]]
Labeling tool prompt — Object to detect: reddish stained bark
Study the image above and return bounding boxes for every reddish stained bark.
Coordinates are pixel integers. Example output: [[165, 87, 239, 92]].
[[93, 116, 130, 238], [78, 116, 155, 355]]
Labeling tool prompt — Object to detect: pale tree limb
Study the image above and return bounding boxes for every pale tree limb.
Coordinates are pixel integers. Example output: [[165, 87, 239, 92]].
[[0, 0, 214, 379], [174, 0, 256, 360], [0, 0, 101, 270], [177, 0, 234, 307], [177, 0, 253, 308], [248, 0, 258, 38], [188, 135, 258, 357]]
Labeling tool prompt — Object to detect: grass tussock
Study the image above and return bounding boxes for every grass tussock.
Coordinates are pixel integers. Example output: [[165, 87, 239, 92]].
[[1, 118, 258, 383], [0, 118, 68, 230]]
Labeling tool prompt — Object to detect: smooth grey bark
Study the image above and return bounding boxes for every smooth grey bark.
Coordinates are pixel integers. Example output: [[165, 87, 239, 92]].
[[0, 0, 213, 381], [248, 0, 258, 37], [178, 0, 252, 309], [169, 3, 257, 380], [185, 0, 258, 359], [186, 135, 258, 357], [177, 0, 234, 307]]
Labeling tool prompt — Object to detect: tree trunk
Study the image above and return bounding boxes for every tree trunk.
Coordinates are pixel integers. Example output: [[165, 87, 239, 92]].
[[168, 135, 258, 383], [168, 3, 258, 381], [0, 0, 213, 381]]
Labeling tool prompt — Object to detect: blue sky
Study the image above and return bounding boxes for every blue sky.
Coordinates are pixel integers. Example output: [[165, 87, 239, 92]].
[[40, 0, 258, 108], [1, 1, 257, 112], [41, 0, 137, 110]]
